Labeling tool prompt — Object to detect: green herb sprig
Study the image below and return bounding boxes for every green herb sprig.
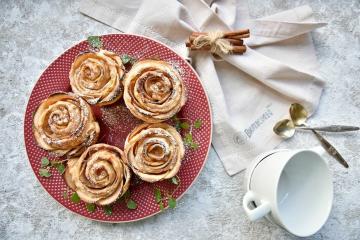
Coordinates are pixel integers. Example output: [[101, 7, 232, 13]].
[[87, 36, 103, 49], [38, 157, 66, 178], [64, 188, 138, 215], [120, 54, 136, 65], [70, 192, 81, 203], [172, 116, 202, 150], [153, 175, 180, 210], [64, 190, 97, 213], [118, 190, 138, 210], [86, 203, 96, 213], [103, 205, 113, 216]]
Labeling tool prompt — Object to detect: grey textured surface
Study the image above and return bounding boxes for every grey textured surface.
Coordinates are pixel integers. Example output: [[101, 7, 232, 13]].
[[0, 0, 359, 239]]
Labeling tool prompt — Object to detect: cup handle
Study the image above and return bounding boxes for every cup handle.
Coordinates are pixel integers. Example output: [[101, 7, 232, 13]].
[[242, 191, 271, 221]]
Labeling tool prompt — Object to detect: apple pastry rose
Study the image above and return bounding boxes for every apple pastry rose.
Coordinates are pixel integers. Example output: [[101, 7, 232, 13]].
[[69, 49, 125, 106], [67, 144, 131, 205], [33, 92, 100, 157], [124, 123, 185, 182], [123, 60, 186, 123]]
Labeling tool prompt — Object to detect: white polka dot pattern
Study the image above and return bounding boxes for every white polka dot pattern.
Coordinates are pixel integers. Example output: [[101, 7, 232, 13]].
[[24, 34, 212, 222]]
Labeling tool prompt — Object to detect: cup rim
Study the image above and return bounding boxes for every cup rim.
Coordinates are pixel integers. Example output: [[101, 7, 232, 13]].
[[246, 149, 286, 191]]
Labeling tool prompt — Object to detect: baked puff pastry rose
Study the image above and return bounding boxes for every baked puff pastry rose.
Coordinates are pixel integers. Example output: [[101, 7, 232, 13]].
[[66, 144, 131, 205], [33, 92, 100, 157], [69, 50, 125, 106], [124, 123, 185, 183], [123, 60, 186, 123]]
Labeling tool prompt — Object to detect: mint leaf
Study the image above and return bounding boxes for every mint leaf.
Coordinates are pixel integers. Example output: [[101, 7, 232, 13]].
[[55, 163, 65, 175], [86, 203, 96, 213], [39, 168, 51, 178], [171, 176, 179, 185], [154, 188, 162, 203], [70, 192, 81, 204], [121, 54, 135, 64], [190, 142, 199, 150], [103, 205, 113, 216], [184, 133, 193, 144], [168, 197, 176, 209], [87, 36, 102, 49], [180, 122, 190, 130], [183, 133, 199, 149], [194, 119, 202, 129], [41, 157, 50, 167], [126, 199, 137, 210], [159, 201, 164, 211]]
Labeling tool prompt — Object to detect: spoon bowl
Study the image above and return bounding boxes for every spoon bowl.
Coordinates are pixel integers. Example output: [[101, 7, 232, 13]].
[[273, 119, 295, 138], [290, 103, 308, 126]]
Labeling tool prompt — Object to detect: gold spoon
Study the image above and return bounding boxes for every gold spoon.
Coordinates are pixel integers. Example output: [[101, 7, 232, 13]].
[[290, 103, 358, 132], [297, 125, 359, 132], [289, 103, 308, 126], [273, 118, 358, 138], [273, 119, 295, 138], [274, 103, 359, 138], [289, 103, 349, 168], [311, 129, 349, 168]]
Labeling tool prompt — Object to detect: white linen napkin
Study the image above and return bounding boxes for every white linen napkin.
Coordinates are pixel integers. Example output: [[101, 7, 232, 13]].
[[80, 0, 326, 175]]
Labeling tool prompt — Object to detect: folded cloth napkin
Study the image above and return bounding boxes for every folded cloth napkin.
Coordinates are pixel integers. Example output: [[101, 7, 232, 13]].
[[80, 0, 326, 175]]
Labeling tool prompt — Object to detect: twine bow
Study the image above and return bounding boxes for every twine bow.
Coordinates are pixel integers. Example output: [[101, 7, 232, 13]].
[[193, 31, 233, 55], [186, 29, 250, 55]]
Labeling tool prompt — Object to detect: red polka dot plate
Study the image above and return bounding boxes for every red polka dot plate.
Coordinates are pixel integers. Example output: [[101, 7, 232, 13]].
[[24, 34, 212, 222]]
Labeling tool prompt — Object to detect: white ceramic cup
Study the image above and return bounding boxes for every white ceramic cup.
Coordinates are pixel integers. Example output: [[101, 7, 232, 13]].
[[242, 147, 333, 237]]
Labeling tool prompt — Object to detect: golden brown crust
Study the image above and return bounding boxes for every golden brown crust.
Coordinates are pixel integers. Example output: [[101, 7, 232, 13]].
[[124, 123, 185, 183], [67, 143, 131, 206], [69, 50, 125, 106], [123, 60, 186, 123], [32, 92, 100, 157]]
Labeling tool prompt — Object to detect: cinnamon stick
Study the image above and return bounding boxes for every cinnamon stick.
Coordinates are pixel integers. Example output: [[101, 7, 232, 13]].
[[226, 34, 250, 40], [231, 46, 247, 52], [230, 39, 244, 46], [189, 46, 211, 50], [185, 40, 244, 47], [223, 29, 250, 37], [186, 29, 249, 54], [191, 29, 250, 37], [186, 36, 244, 47], [189, 45, 246, 54]]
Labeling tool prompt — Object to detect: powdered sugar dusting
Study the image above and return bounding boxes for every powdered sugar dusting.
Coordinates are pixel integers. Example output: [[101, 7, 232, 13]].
[[100, 103, 141, 130], [168, 60, 185, 78], [97, 102, 142, 148]]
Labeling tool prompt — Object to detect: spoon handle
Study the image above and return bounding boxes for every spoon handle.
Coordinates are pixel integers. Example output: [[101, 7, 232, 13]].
[[311, 130, 349, 168], [299, 125, 359, 132]]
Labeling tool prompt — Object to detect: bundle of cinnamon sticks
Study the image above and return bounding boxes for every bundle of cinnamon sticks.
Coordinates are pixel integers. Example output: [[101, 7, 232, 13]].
[[186, 29, 250, 54]]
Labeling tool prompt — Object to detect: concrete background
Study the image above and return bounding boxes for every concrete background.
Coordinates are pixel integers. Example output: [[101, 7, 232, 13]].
[[0, 0, 359, 239]]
